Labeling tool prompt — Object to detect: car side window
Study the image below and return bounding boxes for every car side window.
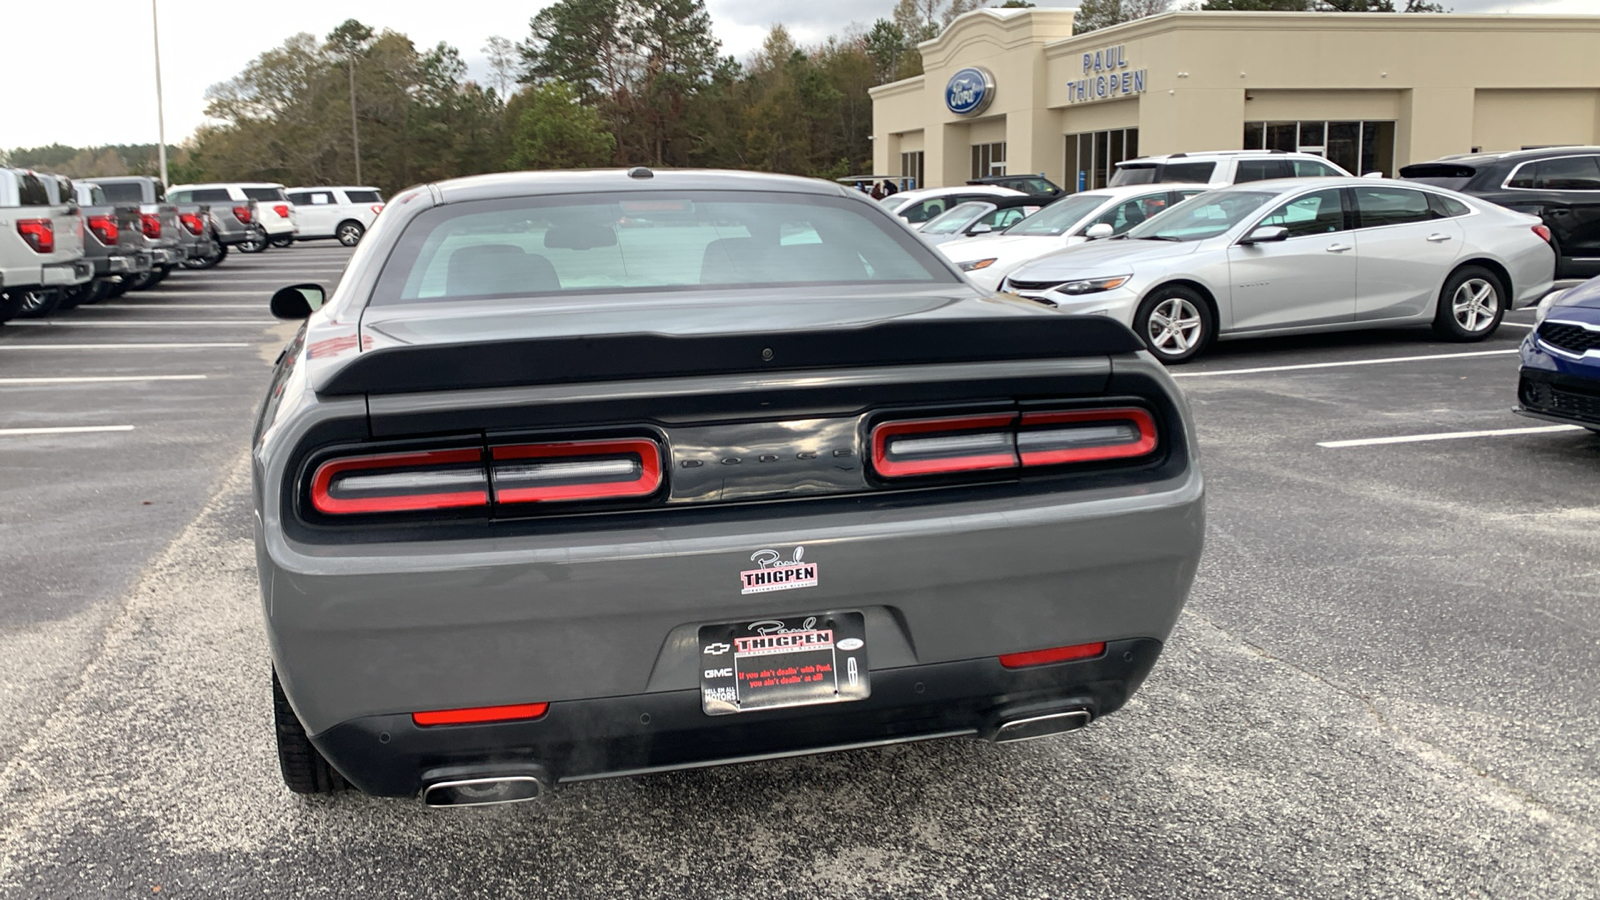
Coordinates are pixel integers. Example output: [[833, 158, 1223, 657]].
[[1354, 186, 1435, 228], [17, 173, 50, 206], [170, 190, 192, 202], [1292, 159, 1340, 178], [1235, 159, 1293, 183], [312, 192, 333, 205], [1257, 189, 1346, 238], [1427, 193, 1471, 218], [1532, 156, 1600, 191], [902, 199, 946, 224], [1162, 162, 1216, 184], [983, 208, 1027, 230], [286, 192, 311, 205]]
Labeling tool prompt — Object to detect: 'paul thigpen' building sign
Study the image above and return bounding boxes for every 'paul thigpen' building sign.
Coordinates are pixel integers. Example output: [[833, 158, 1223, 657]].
[[1065, 45, 1146, 104]]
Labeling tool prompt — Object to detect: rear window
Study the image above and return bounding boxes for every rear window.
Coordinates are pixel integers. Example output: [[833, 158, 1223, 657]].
[[14, 173, 50, 206], [190, 188, 234, 202], [344, 190, 383, 204], [1111, 161, 1217, 186], [98, 182, 146, 203], [1398, 163, 1476, 192], [1235, 159, 1294, 183], [242, 187, 286, 201], [289, 191, 333, 205], [374, 192, 955, 304]]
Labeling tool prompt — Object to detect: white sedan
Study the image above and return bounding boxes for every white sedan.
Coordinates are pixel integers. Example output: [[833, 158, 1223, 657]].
[[878, 185, 1025, 226], [939, 184, 1206, 290], [1002, 178, 1557, 363]]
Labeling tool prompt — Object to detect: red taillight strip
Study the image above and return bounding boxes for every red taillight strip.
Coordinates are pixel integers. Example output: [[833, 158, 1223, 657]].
[[87, 214, 118, 246], [871, 413, 1018, 478], [309, 448, 487, 515], [412, 702, 549, 727], [491, 438, 662, 503], [1017, 408, 1158, 466], [999, 642, 1106, 669], [140, 213, 160, 239], [16, 218, 53, 254]]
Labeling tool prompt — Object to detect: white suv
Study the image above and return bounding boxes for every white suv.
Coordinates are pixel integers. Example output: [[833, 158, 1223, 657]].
[[284, 186, 385, 246], [168, 182, 298, 252], [1110, 151, 1351, 187]]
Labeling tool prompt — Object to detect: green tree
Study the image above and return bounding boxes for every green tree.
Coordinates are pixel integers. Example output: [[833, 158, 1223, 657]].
[[1076, 0, 1172, 34], [1200, 0, 1309, 9], [507, 82, 616, 169]]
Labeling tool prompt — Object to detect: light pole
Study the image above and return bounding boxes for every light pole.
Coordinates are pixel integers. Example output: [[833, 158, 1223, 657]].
[[348, 54, 361, 185], [151, 0, 168, 186]]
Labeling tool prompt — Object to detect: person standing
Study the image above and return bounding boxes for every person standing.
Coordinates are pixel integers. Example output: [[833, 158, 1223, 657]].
[[870, 181, 886, 200]]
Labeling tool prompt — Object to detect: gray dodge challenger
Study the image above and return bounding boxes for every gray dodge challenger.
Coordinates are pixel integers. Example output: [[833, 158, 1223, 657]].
[[254, 168, 1205, 807]]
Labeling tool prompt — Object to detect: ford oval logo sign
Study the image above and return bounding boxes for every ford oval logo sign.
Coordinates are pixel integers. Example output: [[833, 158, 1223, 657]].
[[945, 67, 996, 116]]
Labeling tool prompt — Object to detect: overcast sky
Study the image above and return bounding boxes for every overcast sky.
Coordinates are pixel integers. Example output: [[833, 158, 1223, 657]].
[[5, 0, 1593, 150]]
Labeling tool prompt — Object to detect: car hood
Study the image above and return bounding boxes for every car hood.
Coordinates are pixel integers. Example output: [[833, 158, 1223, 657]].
[[1549, 277, 1600, 312], [940, 234, 1063, 262], [1009, 237, 1202, 280]]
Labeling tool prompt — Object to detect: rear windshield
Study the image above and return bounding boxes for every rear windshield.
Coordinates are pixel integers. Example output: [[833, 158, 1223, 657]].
[[1398, 163, 1477, 192], [242, 187, 286, 201], [1110, 161, 1217, 187], [189, 188, 234, 202], [98, 182, 146, 203], [375, 192, 956, 304], [344, 189, 383, 204]]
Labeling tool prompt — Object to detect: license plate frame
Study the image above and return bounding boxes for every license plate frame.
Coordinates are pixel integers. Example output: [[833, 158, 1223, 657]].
[[698, 612, 869, 716]]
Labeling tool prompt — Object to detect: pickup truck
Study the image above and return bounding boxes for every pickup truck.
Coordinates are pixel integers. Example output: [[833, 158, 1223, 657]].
[[164, 184, 260, 265], [169, 183, 294, 252], [37, 179, 152, 312], [84, 176, 183, 293], [0, 167, 90, 324]]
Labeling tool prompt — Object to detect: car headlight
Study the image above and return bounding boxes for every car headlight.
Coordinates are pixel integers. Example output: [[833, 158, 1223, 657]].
[[1058, 275, 1132, 296], [959, 258, 997, 272], [1535, 289, 1567, 325]]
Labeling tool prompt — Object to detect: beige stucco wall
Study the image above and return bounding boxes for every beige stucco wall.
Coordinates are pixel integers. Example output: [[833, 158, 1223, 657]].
[[872, 10, 1600, 188]]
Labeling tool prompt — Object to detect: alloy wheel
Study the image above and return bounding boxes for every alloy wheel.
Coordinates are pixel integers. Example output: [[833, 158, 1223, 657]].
[[1451, 278, 1498, 332], [337, 223, 364, 246], [1146, 297, 1204, 356]]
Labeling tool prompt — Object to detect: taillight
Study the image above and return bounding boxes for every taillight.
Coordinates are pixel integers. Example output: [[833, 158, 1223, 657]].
[[16, 218, 54, 254], [310, 448, 488, 515], [232, 205, 252, 224], [180, 212, 204, 235], [412, 702, 548, 727], [274, 204, 289, 218], [999, 642, 1106, 669], [1533, 224, 1553, 244], [371, 204, 384, 215], [870, 407, 1158, 479], [140, 213, 160, 239], [87, 214, 118, 246], [491, 438, 662, 504]]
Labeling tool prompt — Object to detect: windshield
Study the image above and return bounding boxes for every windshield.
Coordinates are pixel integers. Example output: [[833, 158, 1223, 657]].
[[878, 195, 909, 211], [1003, 193, 1111, 237], [1126, 191, 1275, 242], [376, 191, 957, 304], [921, 202, 994, 235]]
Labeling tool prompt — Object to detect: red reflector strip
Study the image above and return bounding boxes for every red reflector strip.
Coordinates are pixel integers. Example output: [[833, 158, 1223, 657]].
[[999, 642, 1106, 669], [412, 702, 549, 727], [491, 438, 662, 504], [871, 413, 1018, 478], [1017, 408, 1157, 466], [310, 448, 487, 515]]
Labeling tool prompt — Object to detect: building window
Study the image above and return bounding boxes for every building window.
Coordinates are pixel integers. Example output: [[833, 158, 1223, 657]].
[[1064, 128, 1139, 193], [1243, 120, 1396, 177], [900, 151, 925, 191], [971, 142, 1007, 179]]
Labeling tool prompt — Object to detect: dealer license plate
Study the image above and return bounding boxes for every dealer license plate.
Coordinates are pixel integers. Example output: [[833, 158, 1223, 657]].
[[698, 612, 869, 716]]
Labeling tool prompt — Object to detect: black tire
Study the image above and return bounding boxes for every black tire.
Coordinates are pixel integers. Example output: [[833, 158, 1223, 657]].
[[1432, 265, 1506, 341], [128, 268, 167, 292], [336, 220, 365, 247], [56, 282, 98, 311], [239, 233, 268, 254], [273, 670, 347, 795], [0, 290, 29, 323], [1132, 285, 1215, 364], [183, 243, 227, 270], [270, 236, 295, 248], [16, 289, 63, 319], [104, 277, 132, 299]]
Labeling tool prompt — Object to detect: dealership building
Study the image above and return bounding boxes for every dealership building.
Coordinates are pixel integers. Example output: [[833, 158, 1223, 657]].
[[870, 8, 1600, 192]]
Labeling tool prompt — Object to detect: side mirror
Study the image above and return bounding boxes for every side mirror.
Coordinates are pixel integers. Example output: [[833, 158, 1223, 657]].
[[969, 223, 993, 235], [1240, 225, 1288, 245], [271, 283, 325, 320], [1085, 223, 1115, 240]]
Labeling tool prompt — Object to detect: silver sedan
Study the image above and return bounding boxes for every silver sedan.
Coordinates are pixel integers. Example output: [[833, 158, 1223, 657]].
[[1002, 177, 1557, 363]]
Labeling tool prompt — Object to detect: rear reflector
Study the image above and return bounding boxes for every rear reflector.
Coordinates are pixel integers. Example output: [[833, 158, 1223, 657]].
[[999, 642, 1107, 669], [871, 407, 1158, 479], [412, 702, 549, 727], [310, 448, 488, 515], [492, 438, 662, 504]]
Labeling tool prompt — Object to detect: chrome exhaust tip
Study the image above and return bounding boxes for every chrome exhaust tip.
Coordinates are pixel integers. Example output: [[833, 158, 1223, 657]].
[[993, 709, 1092, 743], [423, 776, 545, 808]]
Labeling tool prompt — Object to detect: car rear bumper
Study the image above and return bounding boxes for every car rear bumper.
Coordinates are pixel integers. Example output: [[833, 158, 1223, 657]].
[[310, 637, 1162, 798], [94, 252, 151, 276], [151, 247, 181, 266], [40, 260, 92, 286]]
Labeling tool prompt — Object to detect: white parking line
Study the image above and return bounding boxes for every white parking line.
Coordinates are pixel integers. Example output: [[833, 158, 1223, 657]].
[[0, 425, 135, 437], [126, 291, 272, 297], [0, 375, 206, 385], [1318, 424, 1583, 448], [0, 343, 249, 350], [1499, 322, 1534, 329], [6, 320, 277, 327], [1173, 348, 1518, 378], [83, 304, 262, 310]]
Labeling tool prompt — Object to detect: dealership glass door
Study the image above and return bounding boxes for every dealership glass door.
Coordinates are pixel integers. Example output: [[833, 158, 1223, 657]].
[[900, 151, 925, 191], [971, 142, 1007, 179], [1064, 128, 1139, 194], [1243, 120, 1396, 177]]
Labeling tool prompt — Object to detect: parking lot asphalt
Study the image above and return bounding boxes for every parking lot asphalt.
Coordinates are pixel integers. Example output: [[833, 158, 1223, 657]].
[[1, 255, 1597, 898]]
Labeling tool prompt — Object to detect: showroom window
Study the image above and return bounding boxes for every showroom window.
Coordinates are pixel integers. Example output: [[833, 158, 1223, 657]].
[[971, 142, 1007, 179], [1243, 120, 1396, 177], [1064, 128, 1139, 193], [900, 151, 925, 191]]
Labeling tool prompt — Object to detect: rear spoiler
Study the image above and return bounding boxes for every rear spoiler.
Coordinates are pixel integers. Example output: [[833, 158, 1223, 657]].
[[319, 316, 1145, 396]]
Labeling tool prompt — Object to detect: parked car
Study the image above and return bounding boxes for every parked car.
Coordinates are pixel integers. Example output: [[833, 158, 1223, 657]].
[[1001, 178, 1556, 363], [915, 195, 1045, 246], [168, 182, 296, 252], [1516, 276, 1600, 431], [284, 186, 385, 246], [254, 168, 1204, 806], [1110, 150, 1351, 188], [55, 179, 151, 310], [83, 176, 183, 291], [940, 185, 1206, 291], [967, 174, 1063, 198], [879, 185, 1026, 225], [1400, 147, 1600, 280], [163, 184, 261, 264], [0, 167, 90, 323]]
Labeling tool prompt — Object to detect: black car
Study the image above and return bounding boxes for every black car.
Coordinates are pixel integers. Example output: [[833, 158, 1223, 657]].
[[1400, 147, 1600, 279], [967, 175, 1063, 198]]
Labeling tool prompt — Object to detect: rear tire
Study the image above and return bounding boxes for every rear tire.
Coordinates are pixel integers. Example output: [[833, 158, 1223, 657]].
[[239, 233, 268, 254], [16, 289, 63, 319], [56, 282, 98, 311], [104, 277, 132, 299], [128, 267, 169, 292], [1433, 266, 1505, 341], [273, 670, 347, 795], [270, 236, 295, 248], [0, 291, 23, 324], [183, 243, 227, 269], [336, 221, 365, 247], [1132, 285, 1214, 364]]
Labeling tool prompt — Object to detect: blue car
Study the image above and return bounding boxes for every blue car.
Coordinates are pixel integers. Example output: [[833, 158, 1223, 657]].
[[1518, 276, 1600, 432]]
